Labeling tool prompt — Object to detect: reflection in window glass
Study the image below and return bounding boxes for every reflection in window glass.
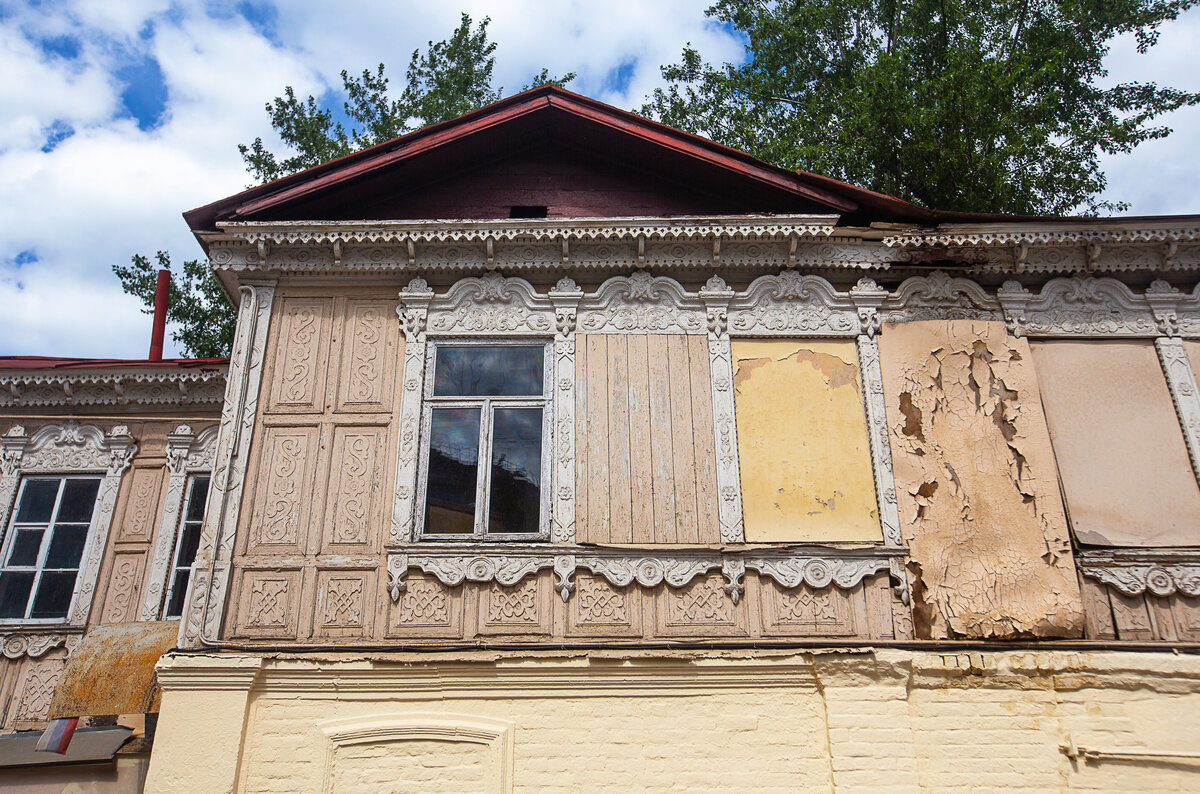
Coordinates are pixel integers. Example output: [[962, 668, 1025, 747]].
[[488, 408, 543, 533], [425, 408, 481, 534], [433, 346, 544, 397], [0, 476, 100, 620]]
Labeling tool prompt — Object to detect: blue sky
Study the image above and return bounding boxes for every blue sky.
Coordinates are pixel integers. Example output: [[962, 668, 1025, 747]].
[[0, 0, 1197, 358]]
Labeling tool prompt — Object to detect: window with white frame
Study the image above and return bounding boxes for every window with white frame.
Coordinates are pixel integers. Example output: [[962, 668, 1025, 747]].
[[0, 476, 101, 620], [417, 341, 553, 540], [162, 473, 209, 618]]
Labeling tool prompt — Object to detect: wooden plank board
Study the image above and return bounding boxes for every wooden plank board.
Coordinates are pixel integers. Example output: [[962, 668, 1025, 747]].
[[647, 334, 677, 543], [584, 334, 610, 543], [688, 334, 719, 543], [607, 335, 633, 543], [627, 335, 655, 544], [667, 334, 699, 543]]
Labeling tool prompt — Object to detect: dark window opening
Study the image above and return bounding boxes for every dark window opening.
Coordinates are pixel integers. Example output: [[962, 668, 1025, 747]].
[[509, 205, 548, 219]]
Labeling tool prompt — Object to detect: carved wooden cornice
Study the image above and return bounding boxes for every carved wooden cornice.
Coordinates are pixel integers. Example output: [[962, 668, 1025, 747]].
[[1077, 549, 1200, 598], [0, 366, 227, 408]]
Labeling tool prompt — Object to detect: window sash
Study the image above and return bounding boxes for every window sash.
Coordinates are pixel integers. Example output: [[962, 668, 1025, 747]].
[[0, 476, 100, 622], [418, 340, 554, 541], [162, 473, 209, 619]]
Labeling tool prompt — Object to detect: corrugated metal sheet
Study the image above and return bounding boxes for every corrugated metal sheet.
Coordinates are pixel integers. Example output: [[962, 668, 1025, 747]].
[[48, 621, 178, 719]]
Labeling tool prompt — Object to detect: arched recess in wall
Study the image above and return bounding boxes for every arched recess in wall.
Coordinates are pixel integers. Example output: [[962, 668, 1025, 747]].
[[317, 712, 514, 794]]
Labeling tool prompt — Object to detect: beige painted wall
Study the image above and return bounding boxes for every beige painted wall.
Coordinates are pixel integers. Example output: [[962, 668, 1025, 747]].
[[879, 321, 1082, 639], [1032, 339, 1200, 547], [146, 649, 1200, 793], [731, 339, 880, 542]]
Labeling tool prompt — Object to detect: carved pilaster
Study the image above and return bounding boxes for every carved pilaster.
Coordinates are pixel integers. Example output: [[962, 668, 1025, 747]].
[[702, 276, 744, 544], [1155, 336, 1200, 487], [180, 280, 275, 648], [855, 335, 903, 548], [390, 278, 432, 544], [550, 278, 582, 543]]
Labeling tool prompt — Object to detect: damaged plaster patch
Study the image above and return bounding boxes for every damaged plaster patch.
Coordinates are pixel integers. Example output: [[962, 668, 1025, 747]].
[[879, 321, 1082, 640], [732, 339, 882, 543]]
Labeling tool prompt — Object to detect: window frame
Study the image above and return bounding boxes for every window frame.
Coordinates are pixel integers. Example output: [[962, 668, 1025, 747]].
[[415, 338, 555, 542], [160, 472, 210, 619], [0, 475, 102, 624]]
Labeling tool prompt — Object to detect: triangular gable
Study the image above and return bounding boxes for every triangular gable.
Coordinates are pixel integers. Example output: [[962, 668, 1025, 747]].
[[186, 85, 940, 233]]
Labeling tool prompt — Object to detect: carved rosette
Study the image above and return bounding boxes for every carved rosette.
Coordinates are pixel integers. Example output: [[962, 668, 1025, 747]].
[[727, 271, 860, 337], [1081, 563, 1200, 598], [549, 280, 582, 543], [180, 281, 275, 649], [998, 276, 1157, 337], [578, 272, 707, 334]]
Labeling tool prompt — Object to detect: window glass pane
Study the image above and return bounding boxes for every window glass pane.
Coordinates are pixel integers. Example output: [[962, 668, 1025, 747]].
[[0, 573, 33, 618], [487, 408, 543, 534], [186, 476, 210, 522], [15, 480, 58, 523], [8, 528, 44, 567], [425, 408, 481, 534], [57, 479, 100, 523], [433, 346, 544, 397], [166, 569, 190, 619], [176, 522, 203, 569], [45, 525, 88, 568], [30, 571, 77, 619]]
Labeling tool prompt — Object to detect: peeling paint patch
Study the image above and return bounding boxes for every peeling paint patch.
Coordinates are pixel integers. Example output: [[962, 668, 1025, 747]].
[[732, 339, 881, 543], [879, 321, 1082, 640]]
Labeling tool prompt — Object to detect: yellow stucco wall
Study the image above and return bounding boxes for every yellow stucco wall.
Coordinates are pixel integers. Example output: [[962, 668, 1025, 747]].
[[146, 649, 1200, 793], [731, 339, 881, 542]]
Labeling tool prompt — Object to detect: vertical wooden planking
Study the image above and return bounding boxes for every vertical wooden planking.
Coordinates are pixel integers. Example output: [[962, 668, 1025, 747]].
[[647, 335, 678, 543], [585, 335, 611, 543], [627, 335, 655, 544], [687, 334, 719, 543], [667, 334, 699, 543], [607, 335, 633, 543], [575, 337, 589, 543]]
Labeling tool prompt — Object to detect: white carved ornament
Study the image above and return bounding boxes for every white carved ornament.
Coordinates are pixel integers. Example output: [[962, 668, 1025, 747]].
[[1081, 563, 1200, 597], [0, 367, 226, 409], [999, 275, 1157, 337]]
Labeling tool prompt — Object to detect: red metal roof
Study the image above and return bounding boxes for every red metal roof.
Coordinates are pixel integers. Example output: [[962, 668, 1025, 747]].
[[184, 85, 941, 234], [0, 356, 227, 370]]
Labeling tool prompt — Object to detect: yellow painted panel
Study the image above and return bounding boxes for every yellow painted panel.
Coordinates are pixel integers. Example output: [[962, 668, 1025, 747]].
[[732, 339, 881, 542]]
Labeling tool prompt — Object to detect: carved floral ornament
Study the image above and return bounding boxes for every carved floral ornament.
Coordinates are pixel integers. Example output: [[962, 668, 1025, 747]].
[[0, 367, 227, 409]]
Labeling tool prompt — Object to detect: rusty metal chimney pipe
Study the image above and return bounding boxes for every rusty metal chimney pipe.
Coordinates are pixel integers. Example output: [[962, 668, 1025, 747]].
[[148, 268, 170, 361]]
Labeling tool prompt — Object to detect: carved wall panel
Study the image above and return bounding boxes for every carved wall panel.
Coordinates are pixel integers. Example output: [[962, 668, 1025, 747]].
[[476, 575, 552, 636], [1080, 576, 1200, 642], [265, 297, 334, 413], [386, 572, 465, 639], [656, 573, 746, 637], [575, 333, 719, 544], [117, 466, 164, 541], [99, 552, 145, 624], [234, 569, 302, 639], [9, 651, 66, 728], [244, 426, 321, 553], [321, 427, 387, 552], [314, 569, 376, 639], [336, 299, 400, 413], [566, 574, 643, 638]]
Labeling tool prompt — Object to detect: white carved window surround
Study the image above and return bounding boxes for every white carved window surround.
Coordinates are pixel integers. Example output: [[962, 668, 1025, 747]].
[[0, 423, 136, 638], [416, 340, 555, 541], [141, 424, 217, 620], [388, 270, 909, 607]]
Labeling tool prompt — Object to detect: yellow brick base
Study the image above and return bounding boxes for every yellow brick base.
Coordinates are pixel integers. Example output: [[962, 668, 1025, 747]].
[[145, 649, 1200, 793]]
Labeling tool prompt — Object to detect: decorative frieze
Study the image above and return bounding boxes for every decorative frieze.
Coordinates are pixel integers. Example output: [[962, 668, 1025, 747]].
[[999, 276, 1157, 337], [0, 366, 226, 409], [1079, 550, 1200, 598]]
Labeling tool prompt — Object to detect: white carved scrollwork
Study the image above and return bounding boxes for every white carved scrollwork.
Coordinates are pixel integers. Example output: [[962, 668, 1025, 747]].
[[1081, 563, 1200, 597], [998, 276, 1157, 337], [179, 281, 275, 649], [1, 632, 80, 659], [426, 273, 556, 336], [0, 367, 226, 409], [745, 555, 891, 591], [883, 271, 1003, 323], [578, 272, 707, 334], [550, 280, 582, 544], [727, 270, 859, 336], [1155, 337, 1200, 487]]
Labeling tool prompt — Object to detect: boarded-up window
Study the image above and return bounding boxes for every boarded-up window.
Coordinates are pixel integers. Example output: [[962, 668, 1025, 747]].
[[731, 340, 881, 543], [1031, 340, 1200, 547], [575, 334, 719, 544]]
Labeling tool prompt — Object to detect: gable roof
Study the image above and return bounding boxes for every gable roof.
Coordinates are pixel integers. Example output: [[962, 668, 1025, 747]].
[[185, 85, 944, 236]]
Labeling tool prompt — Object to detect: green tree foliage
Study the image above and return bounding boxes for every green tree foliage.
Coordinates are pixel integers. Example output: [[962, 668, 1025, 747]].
[[111, 251, 236, 359], [239, 13, 574, 183], [643, 0, 1200, 215], [118, 13, 572, 357]]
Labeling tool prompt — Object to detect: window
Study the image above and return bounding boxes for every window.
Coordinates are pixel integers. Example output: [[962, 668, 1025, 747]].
[[163, 474, 210, 618], [418, 342, 553, 540], [0, 476, 101, 620]]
